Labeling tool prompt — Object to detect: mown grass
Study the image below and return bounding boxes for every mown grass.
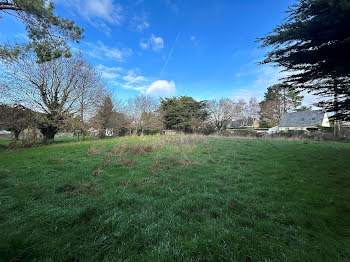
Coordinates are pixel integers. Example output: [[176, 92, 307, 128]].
[[0, 135, 349, 261]]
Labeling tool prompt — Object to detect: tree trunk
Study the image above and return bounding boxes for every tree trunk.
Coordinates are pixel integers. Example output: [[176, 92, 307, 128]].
[[40, 126, 58, 143], [333, 79, 342, 139], [334, 120, 342, 139], [98, 128, 105, 139], [13, 130, 21, 141]]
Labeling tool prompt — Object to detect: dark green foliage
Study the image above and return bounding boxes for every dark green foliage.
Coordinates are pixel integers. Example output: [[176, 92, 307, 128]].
[[111, 112, 129, 136], [93, 97, 128, 138], [202, 123, 216, 135], [0, 136, 349, 261], [161, 96, 209, 132], [259, 83, 304, 126], [258, 0, 350, 120], [92, 97, 114, 138], [0, 104, 34, 140], [296, 106, 313, 112], [0, 0, 83, 62], [317, 125, 334, 133]]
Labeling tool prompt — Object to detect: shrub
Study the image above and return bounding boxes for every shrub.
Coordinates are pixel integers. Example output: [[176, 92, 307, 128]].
[[202, 124, 216, 135]]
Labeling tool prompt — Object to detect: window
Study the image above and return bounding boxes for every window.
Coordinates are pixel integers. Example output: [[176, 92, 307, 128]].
[[312, 117, 315, 120], [301, 118, 305, 121]]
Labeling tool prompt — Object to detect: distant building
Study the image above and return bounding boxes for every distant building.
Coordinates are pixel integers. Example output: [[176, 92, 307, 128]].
[[162, 130, 177, 135], [269, 110, 330, 132], [228, 117, 260, 128], [0, 130, 12, 139], [105, 128, 114, 137], [88, 128, 114, 137]]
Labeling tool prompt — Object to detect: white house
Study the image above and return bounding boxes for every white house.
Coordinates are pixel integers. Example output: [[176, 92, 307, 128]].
[[88, 127, 114, 137], [269, 110, 330, 132]]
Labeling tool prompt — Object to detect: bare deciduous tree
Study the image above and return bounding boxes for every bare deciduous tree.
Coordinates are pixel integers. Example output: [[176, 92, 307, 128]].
[[259, 99, 282, 126], [0, 52, 105, 142], [125, 94, 162, 135], [208, 98, 236, 130], [247, 98, 260, 121]]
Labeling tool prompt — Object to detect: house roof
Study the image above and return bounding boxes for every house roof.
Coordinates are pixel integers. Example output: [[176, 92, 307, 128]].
[[279, 110, 325, 127], [231, 117, 256, 127]]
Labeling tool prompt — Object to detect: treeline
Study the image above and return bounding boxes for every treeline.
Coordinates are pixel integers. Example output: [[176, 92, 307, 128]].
[[91, 84, 307, 137], [0, 50, 310, 141]]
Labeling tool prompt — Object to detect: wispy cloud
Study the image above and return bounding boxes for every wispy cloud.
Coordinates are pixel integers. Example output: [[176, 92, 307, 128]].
[[122, 70, 147, 84], [190, 35, 199, 46], [139, 34, 164, 51], [252, 65, 287, 89], [130, 15, 150, 32], [232, 64, 286, 101], [56, 0, 123, 33], [233, 62, 320, 107], [164, 0, 179, 14], [136, 21, 150, 31], [87, 41, 132, 61], [139, 41, 149, 50], [96, 64, 123, 79]]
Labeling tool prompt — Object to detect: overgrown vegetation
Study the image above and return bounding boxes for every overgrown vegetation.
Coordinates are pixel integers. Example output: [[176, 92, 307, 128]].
[[0, 136, 349, 261]]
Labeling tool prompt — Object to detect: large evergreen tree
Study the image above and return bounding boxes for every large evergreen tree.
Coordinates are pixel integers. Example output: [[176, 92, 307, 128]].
[[258, 0, 350, 121], [160, 96, 208, 133], [0, 0, 83, 62]]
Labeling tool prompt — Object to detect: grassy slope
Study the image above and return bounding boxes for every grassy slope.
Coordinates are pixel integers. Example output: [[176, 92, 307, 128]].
[[0, 136, 349, 261]]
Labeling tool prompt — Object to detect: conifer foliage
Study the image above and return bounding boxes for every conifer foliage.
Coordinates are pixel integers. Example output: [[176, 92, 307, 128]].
[[258, 0, 350, 120]]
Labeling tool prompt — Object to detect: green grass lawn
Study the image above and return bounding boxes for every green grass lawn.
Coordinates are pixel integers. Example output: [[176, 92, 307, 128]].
[[0, 136, 349, 261]]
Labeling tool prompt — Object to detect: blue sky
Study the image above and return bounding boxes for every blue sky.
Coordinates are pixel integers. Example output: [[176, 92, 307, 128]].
[[1, 0, 317, 105]]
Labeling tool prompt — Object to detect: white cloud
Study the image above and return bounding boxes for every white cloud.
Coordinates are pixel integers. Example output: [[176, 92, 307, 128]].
[[139, 41, 149, 50], [137, 21, 150, 31], [87, 41, 132, 61], [146, 80, 176, 97], [139, 34, 164, 51], [150, 35, 164, 51], [122, 70, 147, 83], [96, 64, 175, 97], [129, 13, 150, 32], [102, 67, 151, 92], [56, 0, 123, 33], [96, 64, 123, 79]]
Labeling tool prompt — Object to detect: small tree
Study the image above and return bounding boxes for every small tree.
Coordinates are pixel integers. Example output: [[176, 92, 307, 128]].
[[140, 109, 164, 134], [208, 98, 236, 130], [125, 94, 160, 135], [247, 98, 260, 122], [0, 104, 34, 140]]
